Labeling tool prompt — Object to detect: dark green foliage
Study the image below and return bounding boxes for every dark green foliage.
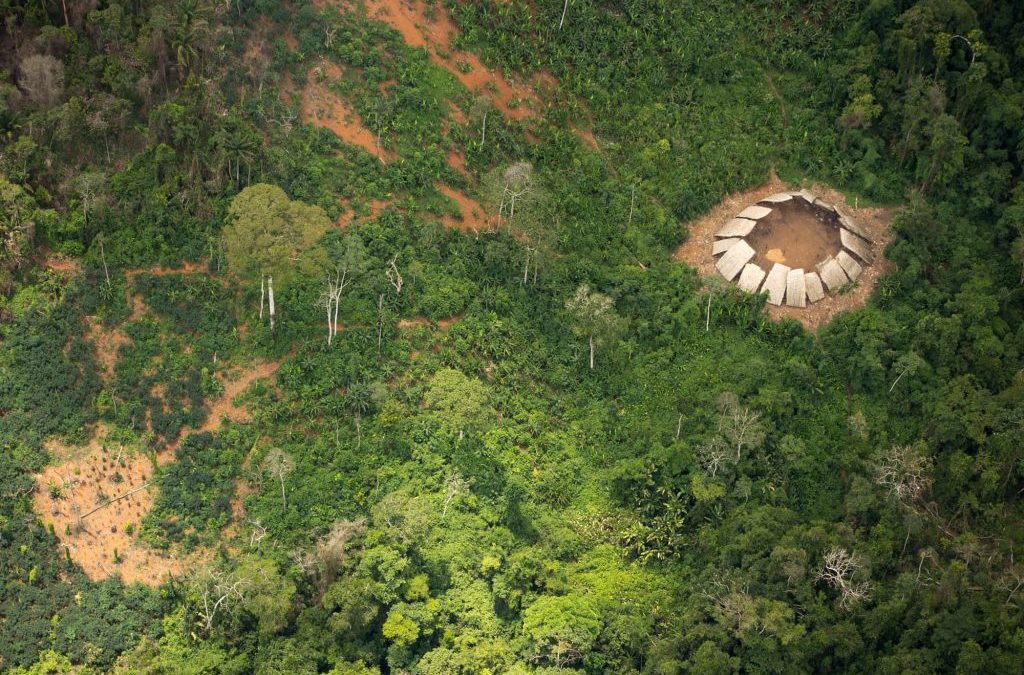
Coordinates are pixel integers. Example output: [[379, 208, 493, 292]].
[[143, 431, 248, 549]]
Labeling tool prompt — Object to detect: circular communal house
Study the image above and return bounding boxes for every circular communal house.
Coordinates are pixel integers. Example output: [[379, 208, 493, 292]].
[[712, 190, 873, 308]]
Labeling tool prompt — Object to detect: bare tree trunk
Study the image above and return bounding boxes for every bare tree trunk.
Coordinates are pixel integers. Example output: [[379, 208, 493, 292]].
[[326, 295, 334, 346], [332, 289, 341, 342], [559, 0, 569, 30], [377, 293, 384, 356], [99, 237, 110, 287], [888, 370, 907, 393], [589, 335, 594, 370], [279, 474, 286, 509], [267, 275, 276, 330], [705, 293, 712, 331], [481, 111, 487, 146], [260, 275, 265, 321], [523, 250, 529, 284], [81, 482, 153, 519]]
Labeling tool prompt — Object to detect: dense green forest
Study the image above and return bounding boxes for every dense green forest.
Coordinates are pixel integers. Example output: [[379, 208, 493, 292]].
[[1, 0, 1023, 672]]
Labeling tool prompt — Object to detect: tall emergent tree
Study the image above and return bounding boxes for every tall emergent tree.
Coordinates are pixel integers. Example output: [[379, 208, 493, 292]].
[[565, 284, 625, 370], [222, 184, 330, 329]]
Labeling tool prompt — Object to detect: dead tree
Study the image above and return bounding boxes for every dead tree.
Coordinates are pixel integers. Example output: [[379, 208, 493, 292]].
[[316, 518, 366, 584], [716, 392, 766, 461], [319, 268, 348, 345], [194, 569, 249, 632], [817, 546, 870, 608], [248, 519, 268, 550], [498, 161, 534, 230], [442, 472, 471, 518], [875, 444, 932, 508], [696, 438, 729, 478], [386, 256, 403, 294], [262, 448, 294, 509]]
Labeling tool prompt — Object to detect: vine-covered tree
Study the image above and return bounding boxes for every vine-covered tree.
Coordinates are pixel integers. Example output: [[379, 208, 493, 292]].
[[222, 184, 330, 329]]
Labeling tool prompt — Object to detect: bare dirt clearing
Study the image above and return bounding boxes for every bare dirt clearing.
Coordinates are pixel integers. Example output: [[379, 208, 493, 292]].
[[358, 0, 540, 121], [674, 175, 896, 331], [745, 199, 842, 270]]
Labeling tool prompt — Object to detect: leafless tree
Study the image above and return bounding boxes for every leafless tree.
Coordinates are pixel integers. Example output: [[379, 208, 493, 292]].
[[386, 255, 403, 294], [817, 546, 870, 608], [248, 519, 268, 550], [18, 54, 64, 108], [316, 518, 366, 583], [193, 568, 249, 632], [716, 392, 766, 461], [498, 161, 534, 229], [470, 95, 492, 147], [441, 471, 471, 518], [875, 444, 932, 508], [318, 268, 349, 345], [262, 448, 295, 509], [70, 171, 108, 230], [696, 437, 730, 477]]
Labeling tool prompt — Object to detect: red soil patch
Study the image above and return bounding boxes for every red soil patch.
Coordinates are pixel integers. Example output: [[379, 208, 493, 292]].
[[438, 183, 488, 232], [34, 429, 194, 586], [447, 147, 469, 178], [337, 198, 393, 227], [85, 316, 129, 382], [448, 102, 468, 125], [352, 0, 540, 121], [82, 262, 211, 382], [673, 173, 895, 331], [572, 124, 599, 151], [35, 261, 281, 585], [300, 61, 388, 160], [41, 252, 81, 274]]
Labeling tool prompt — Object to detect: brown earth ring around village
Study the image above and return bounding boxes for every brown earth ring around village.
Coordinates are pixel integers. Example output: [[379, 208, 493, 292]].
[[674, 175, 896, 331]]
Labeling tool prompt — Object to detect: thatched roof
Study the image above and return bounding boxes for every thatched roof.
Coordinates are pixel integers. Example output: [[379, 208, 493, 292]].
[[786, 268, 807, 308], [716, 238, 756, 280], [761, 263, 790, 306]]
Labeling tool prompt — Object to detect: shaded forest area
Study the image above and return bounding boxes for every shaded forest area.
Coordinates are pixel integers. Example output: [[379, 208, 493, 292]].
[[1, 0, 1023, 673]]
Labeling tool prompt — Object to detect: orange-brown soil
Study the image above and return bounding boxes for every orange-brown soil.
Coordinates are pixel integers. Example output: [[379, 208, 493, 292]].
[[337, 198, 394, 227], [34, 359, 278, 586], [300, 61, 387, 160], [396, 313, 463, 330], [358, 0, 540, 121], [674, 174, 895, 331], [438, 184, 488, 232]]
